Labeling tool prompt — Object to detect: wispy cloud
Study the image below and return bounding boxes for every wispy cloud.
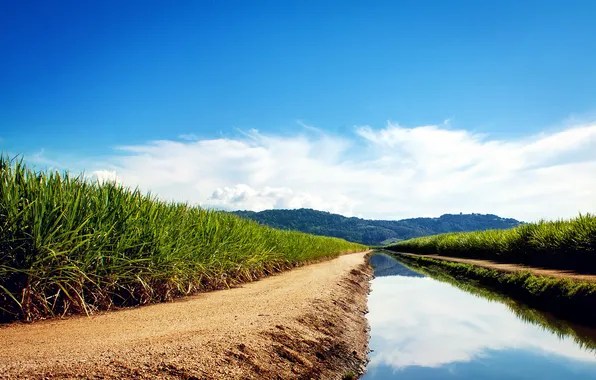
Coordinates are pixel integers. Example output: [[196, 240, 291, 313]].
[[50, 122, 596, 221]]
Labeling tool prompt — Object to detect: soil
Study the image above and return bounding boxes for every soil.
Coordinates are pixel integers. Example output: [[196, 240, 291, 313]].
[[0, 251, 373, 379], [395, 252, 596, 282]]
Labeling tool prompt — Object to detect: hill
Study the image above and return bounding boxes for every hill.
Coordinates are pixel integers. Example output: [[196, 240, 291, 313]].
[[232, 209, 522, 245]]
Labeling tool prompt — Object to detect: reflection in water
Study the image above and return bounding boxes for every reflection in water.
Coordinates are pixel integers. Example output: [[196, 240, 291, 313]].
[[401, 256, 596, 352], [370, 253, 424, 278], [365, 253, 596, 379]]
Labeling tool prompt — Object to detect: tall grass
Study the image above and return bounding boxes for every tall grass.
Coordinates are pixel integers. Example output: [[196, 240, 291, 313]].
[[387, 214, 596, 272], [0, 157, 366, 322]]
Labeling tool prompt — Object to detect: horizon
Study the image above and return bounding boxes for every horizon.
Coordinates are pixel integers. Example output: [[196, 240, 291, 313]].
[[2, 1, 595, 222], [234, 207, 524, 222]]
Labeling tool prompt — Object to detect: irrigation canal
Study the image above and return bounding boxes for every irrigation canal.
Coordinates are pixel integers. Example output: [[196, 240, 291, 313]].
[[363, 252, 596, 379]]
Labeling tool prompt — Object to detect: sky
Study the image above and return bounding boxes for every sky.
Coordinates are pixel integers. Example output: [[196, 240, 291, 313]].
[[1, 0, 596, 221]]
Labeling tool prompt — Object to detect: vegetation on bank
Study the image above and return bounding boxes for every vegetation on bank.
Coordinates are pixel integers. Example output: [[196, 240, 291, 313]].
[[392, 253, 596, 327], [390, 253, 596, 352], [387, 214, 596, 272], [234, 208, 521, 245], [0, 157, 366, 323]]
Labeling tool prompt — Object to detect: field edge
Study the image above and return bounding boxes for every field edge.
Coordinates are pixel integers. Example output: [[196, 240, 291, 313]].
[[390, 251, 596, 327]]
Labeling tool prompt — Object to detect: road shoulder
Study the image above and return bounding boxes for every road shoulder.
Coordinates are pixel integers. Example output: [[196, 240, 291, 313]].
[[0, 251, 373, 379]]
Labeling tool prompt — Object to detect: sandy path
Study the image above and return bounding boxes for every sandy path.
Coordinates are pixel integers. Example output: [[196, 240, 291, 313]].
[[394, 252, 596, 282], [0, 251, 372, 379]]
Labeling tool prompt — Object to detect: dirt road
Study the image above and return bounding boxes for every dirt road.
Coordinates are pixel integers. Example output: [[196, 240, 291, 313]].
[[394, 252, 596, 282], [0, 251, 372, 379]]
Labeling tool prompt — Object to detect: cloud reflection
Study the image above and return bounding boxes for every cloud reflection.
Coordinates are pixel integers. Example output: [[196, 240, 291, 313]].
[[367, 275, 596, 372]]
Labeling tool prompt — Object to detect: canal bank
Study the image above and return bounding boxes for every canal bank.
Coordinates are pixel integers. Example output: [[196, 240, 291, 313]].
[[391, 252, 596, 327]]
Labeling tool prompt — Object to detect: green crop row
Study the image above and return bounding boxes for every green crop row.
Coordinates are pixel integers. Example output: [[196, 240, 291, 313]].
[[387, 215, 596, 272], [0, 156, 366, 322]]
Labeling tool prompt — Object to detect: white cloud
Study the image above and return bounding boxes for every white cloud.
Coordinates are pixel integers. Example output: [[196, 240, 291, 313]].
[[80, 121, 596, 221], [90, 170, 121, 184], [209, 184, 353, 214]]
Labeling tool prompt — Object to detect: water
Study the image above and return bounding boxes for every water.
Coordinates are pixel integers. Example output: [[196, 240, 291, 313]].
[[364, 253, 596, 379]]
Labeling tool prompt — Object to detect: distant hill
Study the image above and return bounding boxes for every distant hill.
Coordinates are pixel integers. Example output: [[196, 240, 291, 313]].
[[232, 208, 522, 245]]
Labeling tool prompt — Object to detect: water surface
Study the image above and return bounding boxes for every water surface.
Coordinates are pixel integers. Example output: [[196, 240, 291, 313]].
[[364, 253, 596, 379]]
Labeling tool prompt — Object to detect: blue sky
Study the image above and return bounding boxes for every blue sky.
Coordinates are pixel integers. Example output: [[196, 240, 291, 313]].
[[2, 1, 596, 220]]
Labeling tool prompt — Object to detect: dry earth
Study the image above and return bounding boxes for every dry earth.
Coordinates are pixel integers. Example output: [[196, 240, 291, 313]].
[[395, 252, 596, 282], [0, 251, 372, 379]]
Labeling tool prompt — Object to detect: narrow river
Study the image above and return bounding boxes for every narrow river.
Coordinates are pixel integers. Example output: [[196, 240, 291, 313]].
[[364, 252, 596, 379]]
